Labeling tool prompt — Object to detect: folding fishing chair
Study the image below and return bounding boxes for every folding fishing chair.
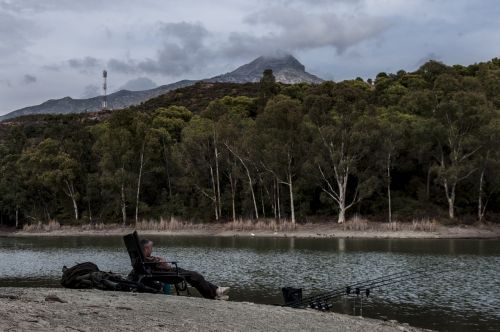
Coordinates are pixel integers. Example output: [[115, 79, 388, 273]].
[[123, 231, 190, 295]]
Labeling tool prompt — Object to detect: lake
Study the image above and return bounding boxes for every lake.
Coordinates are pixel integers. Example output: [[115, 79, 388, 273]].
[[0, 235, 499, 331]]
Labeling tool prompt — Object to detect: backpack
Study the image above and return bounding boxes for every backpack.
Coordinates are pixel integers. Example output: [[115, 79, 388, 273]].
[[61, 262, 99, 288], [61, 262, 161, 293]]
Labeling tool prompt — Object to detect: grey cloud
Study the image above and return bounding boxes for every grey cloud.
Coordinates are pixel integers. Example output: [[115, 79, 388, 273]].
[[107, 22, 212, 76], [119, 77, 157, 91], [236, 7, 390, 55], [68, 56, 102, 73], [42, 64, 61, 71], [0, 11, 37, 56], [23, 74, 37, 84], [81, 84, 100, 98], [0, 0, 134, 13], [107, 59, 133, 74], [1, 79, 12, 88]]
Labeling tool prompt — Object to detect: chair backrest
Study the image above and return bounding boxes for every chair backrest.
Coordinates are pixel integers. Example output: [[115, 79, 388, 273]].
[[123, 231, 149, 274]]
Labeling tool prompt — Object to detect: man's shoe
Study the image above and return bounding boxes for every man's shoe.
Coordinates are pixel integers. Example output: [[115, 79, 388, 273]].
[[215, 295, 229, 301], [216, 287, 230, 297]]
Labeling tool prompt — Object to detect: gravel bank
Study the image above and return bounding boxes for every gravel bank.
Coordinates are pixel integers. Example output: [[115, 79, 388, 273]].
[[0, 287, 425, 332]]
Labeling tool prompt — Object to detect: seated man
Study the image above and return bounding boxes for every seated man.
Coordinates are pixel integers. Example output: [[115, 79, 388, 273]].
[[140, 238, 230, 300]]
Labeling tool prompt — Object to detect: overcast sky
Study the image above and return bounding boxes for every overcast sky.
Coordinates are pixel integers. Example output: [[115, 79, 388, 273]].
[[1, 0, 499, 115]]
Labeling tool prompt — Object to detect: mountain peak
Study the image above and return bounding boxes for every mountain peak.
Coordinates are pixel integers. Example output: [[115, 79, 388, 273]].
[[207, 54, 323, 84], [243, 54, 305, 73]]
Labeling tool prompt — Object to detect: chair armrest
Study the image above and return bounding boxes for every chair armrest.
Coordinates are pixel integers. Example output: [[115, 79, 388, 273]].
[[169, 261, 179, 274]]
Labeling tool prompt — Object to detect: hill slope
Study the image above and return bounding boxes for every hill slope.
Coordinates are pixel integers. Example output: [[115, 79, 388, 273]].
[[0, 54, 322, 121]]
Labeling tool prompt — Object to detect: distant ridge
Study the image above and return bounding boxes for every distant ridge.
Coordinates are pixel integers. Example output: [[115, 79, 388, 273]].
[[0, 54, 323, 121]]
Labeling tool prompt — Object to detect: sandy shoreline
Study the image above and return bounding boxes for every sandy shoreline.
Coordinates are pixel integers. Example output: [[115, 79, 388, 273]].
[[1, 223, 499, 239], [0, 287, 425, 332]]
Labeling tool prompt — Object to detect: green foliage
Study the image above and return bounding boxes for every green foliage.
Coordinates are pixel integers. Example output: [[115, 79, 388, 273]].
[[1, 58, 499, 225]]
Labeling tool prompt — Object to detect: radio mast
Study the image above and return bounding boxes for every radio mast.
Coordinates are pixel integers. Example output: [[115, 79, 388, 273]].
[[102, 70, 108, 110]]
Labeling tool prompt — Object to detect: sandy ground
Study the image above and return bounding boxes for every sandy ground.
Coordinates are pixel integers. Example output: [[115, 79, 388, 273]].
[[2, 223, 499, 239], [0, 287, 426, 332]]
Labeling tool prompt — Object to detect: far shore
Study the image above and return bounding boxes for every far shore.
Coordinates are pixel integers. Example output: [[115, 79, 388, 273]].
[[1, 221, 499, 239]]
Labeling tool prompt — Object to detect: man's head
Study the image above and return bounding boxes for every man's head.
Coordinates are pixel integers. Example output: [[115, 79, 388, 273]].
[[140, 238, 153, 257]]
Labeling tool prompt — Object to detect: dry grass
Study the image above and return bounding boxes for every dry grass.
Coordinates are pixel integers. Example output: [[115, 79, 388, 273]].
[[18, 215, 438, 234], [342, 215, 370, 231], [135, 217, 205, 231], [380, 218, 438, 232], [79, 222, 121, 231], [225, 218, 297, 232], [22, 220, 61, 232]]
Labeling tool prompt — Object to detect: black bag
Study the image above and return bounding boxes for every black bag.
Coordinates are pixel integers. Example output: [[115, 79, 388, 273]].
[[61, 262, 161, 293], [61, 262, 99, 288]]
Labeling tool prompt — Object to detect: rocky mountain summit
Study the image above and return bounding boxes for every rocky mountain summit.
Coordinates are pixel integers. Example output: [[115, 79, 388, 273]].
[[1, 54, 323, 121], [207, 54, 323, 84]]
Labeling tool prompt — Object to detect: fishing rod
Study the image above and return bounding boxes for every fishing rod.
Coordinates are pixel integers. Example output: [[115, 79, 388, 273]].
[[297, 267, 451, 309], [285, 265, 450, 309], [305, 268, 453, 311], [286, 266, 433, 307]]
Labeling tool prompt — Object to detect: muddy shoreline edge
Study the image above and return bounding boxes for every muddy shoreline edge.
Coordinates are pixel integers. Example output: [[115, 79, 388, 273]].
[[0, 287, 426, 332], [1, 223, 499, 239]]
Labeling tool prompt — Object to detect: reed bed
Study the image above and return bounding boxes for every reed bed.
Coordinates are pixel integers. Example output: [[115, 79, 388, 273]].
[[225, 218, 297, 232], [22, 220, 61, 232], [342, 215, 370, 231], [135, 217, 205, 231], [380, 218, 437, 232]]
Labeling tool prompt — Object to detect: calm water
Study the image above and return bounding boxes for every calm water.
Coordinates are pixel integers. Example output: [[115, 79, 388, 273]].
[[0, 235, 499, 331]]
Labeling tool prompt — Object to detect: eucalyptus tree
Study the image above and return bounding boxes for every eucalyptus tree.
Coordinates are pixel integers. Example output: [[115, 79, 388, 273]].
[[18, 138, 80, 221], [181, 116, 221, 220], [92, 109, 136, 224], [375, 107, 414, 222], [309, 82, 377, 223], [254, 95, 309, 224], [151, 106, 192, 200], [476, 110, 500, 222], [430, 74, 492, 219]]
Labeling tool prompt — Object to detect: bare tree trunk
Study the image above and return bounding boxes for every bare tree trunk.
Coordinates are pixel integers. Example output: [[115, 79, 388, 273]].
[[121, 182, 127, 225], [229, 173, 237, 222], [15, 207, 19, 228], [161, 140, 172, 198], [214, 130, 222, 218], [335, 170, 348, 224], [387, 153, 392, 223], [88, 199, 93, 224], [478, 167, 485, 223], [225, 144, 258, 219], [288, 172, 295, 224], [72, 195, 79, 221], [260, 184, 266, 218], [135, 143, 145, 224], [277, 179, 281, 221], [64, 180, 79, 221], [272, 179, 277, 219], [338, 206, 346, 224], [209, 165, 219, 221], [444, 179, 455, 219]]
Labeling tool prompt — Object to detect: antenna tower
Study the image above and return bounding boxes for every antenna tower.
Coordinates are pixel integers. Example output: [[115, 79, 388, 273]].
[[102, 70, 108, 110]]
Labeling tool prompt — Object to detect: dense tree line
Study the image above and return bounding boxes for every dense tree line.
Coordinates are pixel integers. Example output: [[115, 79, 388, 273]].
[[0, 58, 499, 227]]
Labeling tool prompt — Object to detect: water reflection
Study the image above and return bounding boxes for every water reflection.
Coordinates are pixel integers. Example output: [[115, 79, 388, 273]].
[[0, 235, 499, 332]]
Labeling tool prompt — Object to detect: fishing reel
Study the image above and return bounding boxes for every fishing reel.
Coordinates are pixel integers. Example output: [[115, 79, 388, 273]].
[[345, 286, 370, 297]]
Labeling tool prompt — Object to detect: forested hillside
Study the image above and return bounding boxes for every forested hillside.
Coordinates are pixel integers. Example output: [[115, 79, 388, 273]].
[[1, 59, 499, 227]]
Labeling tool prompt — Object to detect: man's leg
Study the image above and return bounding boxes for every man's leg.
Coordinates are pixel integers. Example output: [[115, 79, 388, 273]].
[[177, 268, 218, 299]]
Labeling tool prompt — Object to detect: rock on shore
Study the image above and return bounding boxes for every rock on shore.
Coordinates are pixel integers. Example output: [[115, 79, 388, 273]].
[[0, 287, 424, 332]]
